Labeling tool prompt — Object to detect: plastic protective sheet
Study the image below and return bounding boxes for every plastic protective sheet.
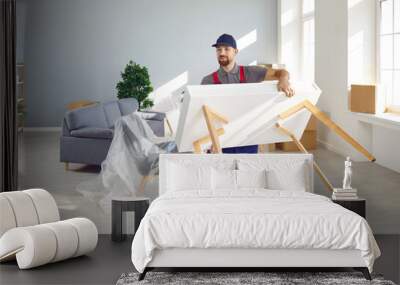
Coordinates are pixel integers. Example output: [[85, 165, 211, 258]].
[[76, 112, 177, 212]]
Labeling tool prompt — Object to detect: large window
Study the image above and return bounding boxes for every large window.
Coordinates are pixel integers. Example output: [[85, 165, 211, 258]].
[[301, 0, 315, 81], [379, 0, 400, 110]]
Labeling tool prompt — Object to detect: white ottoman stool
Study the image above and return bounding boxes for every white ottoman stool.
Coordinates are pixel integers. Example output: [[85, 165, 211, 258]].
[[0, 189, 98, 269]]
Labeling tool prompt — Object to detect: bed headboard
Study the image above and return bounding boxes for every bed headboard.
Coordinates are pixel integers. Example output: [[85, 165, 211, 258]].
[[159, 153, 314, 195]]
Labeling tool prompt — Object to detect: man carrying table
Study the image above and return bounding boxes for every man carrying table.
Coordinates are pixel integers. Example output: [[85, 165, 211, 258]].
[[201, 33, 294, 153]]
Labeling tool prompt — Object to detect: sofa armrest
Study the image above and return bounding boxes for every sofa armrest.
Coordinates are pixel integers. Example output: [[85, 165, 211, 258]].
[[137, 111, 166, 121], [61, 118, 71, 137]]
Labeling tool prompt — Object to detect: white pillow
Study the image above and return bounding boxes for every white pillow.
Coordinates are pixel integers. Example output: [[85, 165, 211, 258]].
[[237, 158, 309, 192], [266, 162, 307, 191], [212, 168, 236, 191], [167, 162, 212, 192], [236, 169, 267, 189]]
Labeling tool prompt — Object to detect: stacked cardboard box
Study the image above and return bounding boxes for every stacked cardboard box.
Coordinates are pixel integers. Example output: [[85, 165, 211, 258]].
[[258, 63, 286, 69], [276, 115, 317, 151]]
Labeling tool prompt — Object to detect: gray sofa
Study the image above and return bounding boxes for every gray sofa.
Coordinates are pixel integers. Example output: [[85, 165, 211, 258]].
[[60, 98, 165, 168]]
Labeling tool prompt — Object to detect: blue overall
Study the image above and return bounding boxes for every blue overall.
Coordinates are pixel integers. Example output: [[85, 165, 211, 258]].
[[212, 66, 258, 154]]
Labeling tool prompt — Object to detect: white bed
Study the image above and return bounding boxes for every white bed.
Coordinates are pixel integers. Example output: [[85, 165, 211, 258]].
[[131, 154, 380, 280]]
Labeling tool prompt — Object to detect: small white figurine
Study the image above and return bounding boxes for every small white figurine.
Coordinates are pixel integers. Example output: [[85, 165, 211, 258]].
[[342, 157, 352, 189]]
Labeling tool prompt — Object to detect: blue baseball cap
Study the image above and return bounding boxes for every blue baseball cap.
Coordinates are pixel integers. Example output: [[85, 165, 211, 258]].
[[212, 34, 237, 49]]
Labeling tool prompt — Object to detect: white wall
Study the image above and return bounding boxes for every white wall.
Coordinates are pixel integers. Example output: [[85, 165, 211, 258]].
[[278, 0, 302, 79], [315, 0, 400, 173], [283, 0, 400, 174], [314, 0, 357, 157], [349, 0, 400, 173], [373, 126, 400, 172], [348, 0, 376, 85], [17, 0, 278, 127]]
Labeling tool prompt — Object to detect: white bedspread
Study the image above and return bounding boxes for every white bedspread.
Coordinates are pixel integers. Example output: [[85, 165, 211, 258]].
[[131, 190, 380, 273]]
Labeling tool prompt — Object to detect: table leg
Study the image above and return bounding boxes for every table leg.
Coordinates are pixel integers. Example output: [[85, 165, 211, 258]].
[[112, 201, 124, 242], [134, 201, 149, 235]]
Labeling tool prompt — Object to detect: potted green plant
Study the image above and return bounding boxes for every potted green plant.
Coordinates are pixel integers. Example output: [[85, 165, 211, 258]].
[[116, 60, 154, 110]]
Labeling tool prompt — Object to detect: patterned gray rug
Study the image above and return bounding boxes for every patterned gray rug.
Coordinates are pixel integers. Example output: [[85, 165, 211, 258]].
[[116, 271, 396, 285]]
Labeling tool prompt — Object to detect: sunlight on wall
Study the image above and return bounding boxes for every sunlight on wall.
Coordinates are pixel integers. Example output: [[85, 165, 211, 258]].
[[303, 0, 314, 14], [347, 0, 375, 86], [278, 0, 302, 79], [150, 71, 188, 112], [150, 29, 258, 114], [348, 0, 364, 9], [348, 30, 365, 84], [282, 41, 296, 75], [281, 9, 295, 27], [237, 29, 257, 51]]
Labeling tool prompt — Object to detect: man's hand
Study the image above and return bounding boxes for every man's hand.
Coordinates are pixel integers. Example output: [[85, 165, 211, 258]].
[[278, 77, 294, 97], [265, 68, 295, 97]]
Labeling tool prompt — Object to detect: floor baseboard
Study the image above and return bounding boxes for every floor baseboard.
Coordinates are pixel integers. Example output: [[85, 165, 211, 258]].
[[317, 139, 347, 158], [22, 127, 61, 132]]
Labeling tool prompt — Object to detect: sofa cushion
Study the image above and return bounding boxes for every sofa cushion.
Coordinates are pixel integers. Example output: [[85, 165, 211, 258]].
[[70, 127, 113, 139], [65, 104, 108, 130], [146, 119, 164, 137], [103, 101, 121, 128], [118, 98, 139, 115]]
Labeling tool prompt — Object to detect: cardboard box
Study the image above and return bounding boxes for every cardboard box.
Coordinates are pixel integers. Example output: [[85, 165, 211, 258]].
[[305, 115, 317, 131], [67, 100, 97, 110], [258, 144, 278, 153], [349, 85, 376, 114], [276, 130, 317, 152], [272, 116, 317, 152], [258, 63, 286, 69]]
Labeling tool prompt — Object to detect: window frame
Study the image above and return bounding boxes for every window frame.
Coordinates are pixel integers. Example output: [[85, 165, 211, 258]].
[[300, 0, 315, 81], [377, 0, 400, 112]]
